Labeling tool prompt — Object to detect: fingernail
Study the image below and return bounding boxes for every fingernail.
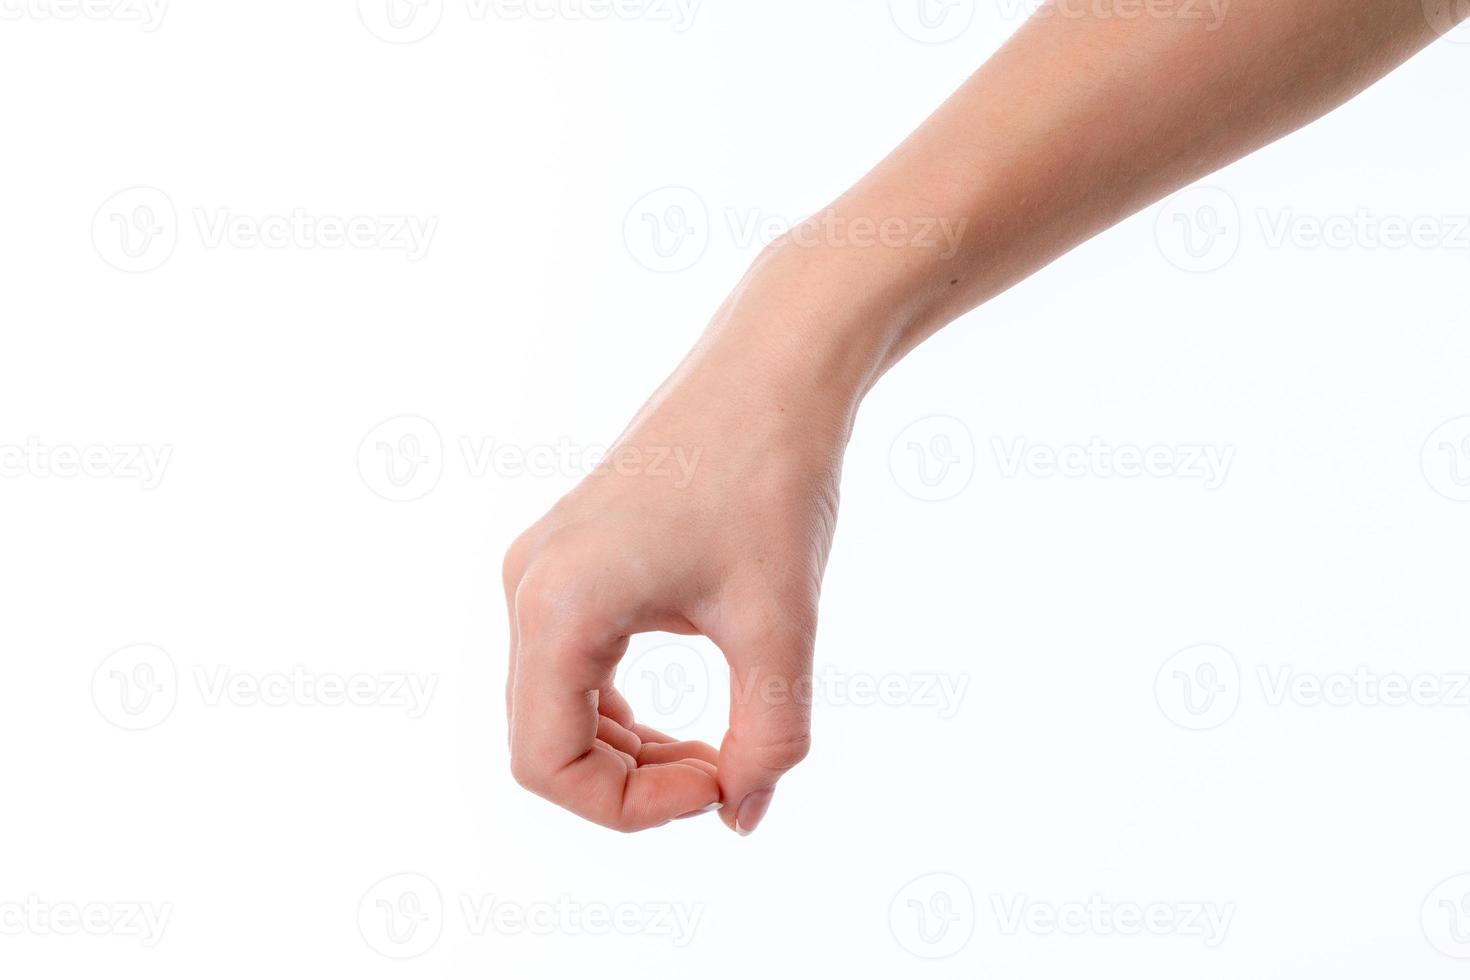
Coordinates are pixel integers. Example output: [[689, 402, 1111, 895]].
[[674, 802, 723, 820], [735, 790, 774, 836]]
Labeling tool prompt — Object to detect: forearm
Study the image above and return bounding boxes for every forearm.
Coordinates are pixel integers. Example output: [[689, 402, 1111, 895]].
[[703, 0, 1455, 431]]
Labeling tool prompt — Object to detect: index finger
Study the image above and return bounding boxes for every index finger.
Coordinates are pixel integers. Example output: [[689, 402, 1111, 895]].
[[507, 579, 721, 832]]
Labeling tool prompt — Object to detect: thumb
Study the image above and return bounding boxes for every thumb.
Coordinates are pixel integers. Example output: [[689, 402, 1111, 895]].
[[710, 615, 815, 836]]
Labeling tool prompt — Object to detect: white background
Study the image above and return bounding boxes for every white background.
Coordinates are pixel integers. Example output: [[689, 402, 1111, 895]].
[[2, 1, 1469, 976]]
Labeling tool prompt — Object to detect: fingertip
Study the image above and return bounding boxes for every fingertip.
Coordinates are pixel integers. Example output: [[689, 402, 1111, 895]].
[[734, 788, 774, 836]]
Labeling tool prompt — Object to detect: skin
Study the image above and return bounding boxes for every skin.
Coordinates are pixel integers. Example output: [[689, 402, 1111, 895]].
[[504, 0, 1467, 834]]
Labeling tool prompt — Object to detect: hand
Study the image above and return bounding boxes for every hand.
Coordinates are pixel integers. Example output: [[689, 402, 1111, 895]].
[[503, 249, 864, 834]]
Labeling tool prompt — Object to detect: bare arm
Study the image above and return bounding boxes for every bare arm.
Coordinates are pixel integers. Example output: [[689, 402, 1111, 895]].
[[503, 1, 1465, 835], [726, 0, 1454, 412]]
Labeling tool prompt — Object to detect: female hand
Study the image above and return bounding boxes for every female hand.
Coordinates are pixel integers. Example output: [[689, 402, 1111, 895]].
[[503, 247, 865, 834]]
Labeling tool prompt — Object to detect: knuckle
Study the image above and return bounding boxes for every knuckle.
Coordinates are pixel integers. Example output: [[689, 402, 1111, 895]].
[[513, 552, 625, 641], [512, 576, 563, 628], [501, 530, 539, 600], [508, 752, 546, 793], [512, 556, 582, 626], [751, 730, 812, 773]]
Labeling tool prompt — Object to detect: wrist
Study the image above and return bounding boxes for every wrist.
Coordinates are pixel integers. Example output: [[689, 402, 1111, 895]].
[[699, 228, 957, 426], [694, 253, 886, 445]]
